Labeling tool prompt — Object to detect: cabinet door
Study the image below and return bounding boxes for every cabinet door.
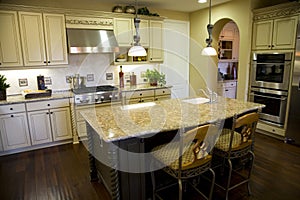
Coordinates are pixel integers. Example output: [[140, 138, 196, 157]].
[[18, 12, 46, 66], [50, 107, 72, 141], [0, 11, 23, 67], [27, 110, 52, 145], [252, 20, 273, 50], [43, 13, 68, 65], [272, 16, 298, 49], [139, 19, 150, 47], [149, 20, 164, 62], [0, 113, 31, 150], [114, 18, 133, 46]]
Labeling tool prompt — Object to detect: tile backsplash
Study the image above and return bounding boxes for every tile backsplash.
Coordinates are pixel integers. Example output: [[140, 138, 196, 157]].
[[1, 53, 157, 95]]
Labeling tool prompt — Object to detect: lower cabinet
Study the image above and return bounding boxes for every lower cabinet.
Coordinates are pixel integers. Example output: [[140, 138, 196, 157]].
[[0, 103, 31, 151], [217, 81, 237, 99], [26, 98, 72, 145]]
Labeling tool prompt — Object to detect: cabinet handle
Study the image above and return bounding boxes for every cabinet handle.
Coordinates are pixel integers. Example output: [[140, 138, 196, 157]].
[[10, 115, 14, 117], [10, 108, 13, 110]]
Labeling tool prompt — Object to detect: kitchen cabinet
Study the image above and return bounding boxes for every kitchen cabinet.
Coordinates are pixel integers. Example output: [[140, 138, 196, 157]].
[[149, 20, 164, 62], [0, 103, 31, 151], [113, 17, 163, 64], [18, 12, 68, 66], [0, 11, 23, 67], [154, 88, 171, 101], [217, 81, 237, 99], [252, 16, 298, 50], [26, 99, 72, 145], [218, 21, 239, 61]]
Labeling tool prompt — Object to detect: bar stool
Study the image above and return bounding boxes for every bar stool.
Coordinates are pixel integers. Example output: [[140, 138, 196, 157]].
[[212, 111, 260, 200], [150, 124, 218, 200]]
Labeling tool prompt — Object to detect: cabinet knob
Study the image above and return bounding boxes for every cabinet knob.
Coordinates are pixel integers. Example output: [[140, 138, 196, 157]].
[[272, 45, 274, 47], [48, 61, 50, 63], [44, 61, 47, 63], [46, 112, 49, 114], [162, 91, 165, 93], [10, 108, 13, 110], [0, 63, 2, 65], [140, 93, 142, 96], [10, 115, 14, 117], [50, 112, 53, 114], [47, 104, 50, 106]]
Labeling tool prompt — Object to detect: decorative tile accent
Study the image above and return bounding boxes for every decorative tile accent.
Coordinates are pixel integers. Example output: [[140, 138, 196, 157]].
[[19, 78, 28, 87]]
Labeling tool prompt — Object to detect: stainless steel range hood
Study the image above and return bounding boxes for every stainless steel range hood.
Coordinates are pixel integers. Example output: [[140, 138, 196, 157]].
[[66, 29, 119, 54]]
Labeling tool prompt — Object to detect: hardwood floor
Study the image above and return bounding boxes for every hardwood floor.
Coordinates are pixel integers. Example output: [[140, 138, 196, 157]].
[[0, 133, 299, 200]]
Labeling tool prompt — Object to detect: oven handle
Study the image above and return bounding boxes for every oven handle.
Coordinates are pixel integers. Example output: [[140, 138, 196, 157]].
[[250, 93, 287, 101]]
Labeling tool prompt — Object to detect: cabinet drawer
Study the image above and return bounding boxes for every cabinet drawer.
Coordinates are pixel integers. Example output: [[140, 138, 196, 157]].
[[155, 88, 171, 96], [127, 97, 155, 104], [26, 98, 69, 111], [0, 103, 26, 114], [124, 90, 155, 99]]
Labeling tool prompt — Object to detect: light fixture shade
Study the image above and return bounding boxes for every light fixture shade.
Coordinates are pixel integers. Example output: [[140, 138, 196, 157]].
[[201, 46, 217, 56], [128, 45, 147, 56], [198, 0, 207, 3]]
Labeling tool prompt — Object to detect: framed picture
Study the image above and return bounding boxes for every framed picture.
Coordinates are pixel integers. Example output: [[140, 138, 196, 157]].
[[19, 78, 28, 87]]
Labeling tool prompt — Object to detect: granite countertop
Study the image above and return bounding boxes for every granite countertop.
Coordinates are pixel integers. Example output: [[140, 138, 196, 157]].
[[0, 91, 73, 105], [80, 97, 265, 142]]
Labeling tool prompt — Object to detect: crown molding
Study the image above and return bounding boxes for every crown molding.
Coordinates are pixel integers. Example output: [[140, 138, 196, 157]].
[[253, 2, 300, 21]]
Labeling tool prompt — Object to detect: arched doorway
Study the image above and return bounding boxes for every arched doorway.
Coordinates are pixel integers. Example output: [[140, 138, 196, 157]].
[[213, 19, 240, 99]]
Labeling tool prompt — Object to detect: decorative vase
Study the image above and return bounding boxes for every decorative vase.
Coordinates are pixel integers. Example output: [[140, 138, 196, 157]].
[[0, 90, 7, 100]]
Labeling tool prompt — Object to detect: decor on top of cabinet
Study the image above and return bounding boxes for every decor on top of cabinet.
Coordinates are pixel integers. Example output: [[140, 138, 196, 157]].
[[112, 5, 123, 13], [0, 74, 10, 100], [145, 69, 166, 86], [137, 7, 159, 16]]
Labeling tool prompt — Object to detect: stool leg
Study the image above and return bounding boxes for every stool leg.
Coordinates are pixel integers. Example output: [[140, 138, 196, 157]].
[[150, 161, 156, 200], [225, 158, 232, 200], [247, 151, 255, 196], [208, 168, 215, 200], [178, 178, 183, 200]]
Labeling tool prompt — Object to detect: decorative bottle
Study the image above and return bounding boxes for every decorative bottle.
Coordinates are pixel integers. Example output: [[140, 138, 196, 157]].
[[119, 66, 124, 88]]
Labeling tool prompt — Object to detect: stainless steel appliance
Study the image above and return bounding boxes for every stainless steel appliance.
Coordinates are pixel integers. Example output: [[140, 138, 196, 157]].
[[285, 22, 300, 145], [249, 88, 288, 127], [73, 85, 119, 105], [251, 51, 293, 90]]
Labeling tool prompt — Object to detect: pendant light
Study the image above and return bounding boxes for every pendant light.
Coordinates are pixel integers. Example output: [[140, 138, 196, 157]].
[[201, 0, 217, 56], [128, 0, 147, 57]]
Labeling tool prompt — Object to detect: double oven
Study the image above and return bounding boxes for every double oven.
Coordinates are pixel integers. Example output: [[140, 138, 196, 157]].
[[249, 51, 293, 127]]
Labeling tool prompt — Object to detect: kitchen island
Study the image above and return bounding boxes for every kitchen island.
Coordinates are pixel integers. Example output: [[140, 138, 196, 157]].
[[80, 97, 264, 200]]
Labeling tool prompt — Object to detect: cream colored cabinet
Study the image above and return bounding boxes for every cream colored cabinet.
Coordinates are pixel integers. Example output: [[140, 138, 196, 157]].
[[149, 20, 164, 62], [0, 103, 31, 151], [217, 81, 237, 99], [154, 88, 171, 101], [0, 11, 23, 67], [26, 99, 72, 145], [252, 16, 298, 50], [114, 18, 133, 47], [124, 89, 155, 104], [18, 12, 68, 66]]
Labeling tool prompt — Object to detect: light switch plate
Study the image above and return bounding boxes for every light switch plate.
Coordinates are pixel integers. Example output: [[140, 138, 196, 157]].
[[19, 78, 28, 87], [106, 73, 113, 80]]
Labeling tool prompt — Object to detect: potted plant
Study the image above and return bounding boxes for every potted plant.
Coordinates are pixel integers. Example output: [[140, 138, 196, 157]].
[[145, 69, 166, 86], [0, 74, 10, 100]]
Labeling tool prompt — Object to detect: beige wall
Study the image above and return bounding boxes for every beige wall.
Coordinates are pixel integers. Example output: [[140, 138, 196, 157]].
[[189, 0, 253, 100]]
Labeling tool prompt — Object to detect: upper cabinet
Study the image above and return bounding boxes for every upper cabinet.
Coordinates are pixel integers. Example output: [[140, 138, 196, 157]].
[[0, 11, 23, 67], [218, 21, 239, 61], [18, 12, 68, 66], [149, 20, 164, 62], [113, 17, 163, 64], [252, 5, 298, 51]]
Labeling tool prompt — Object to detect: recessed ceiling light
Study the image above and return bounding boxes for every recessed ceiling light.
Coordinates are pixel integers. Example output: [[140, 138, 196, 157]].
[[198, 0, 207, 3]]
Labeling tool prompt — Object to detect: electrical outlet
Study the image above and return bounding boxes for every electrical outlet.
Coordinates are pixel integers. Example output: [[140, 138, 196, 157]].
[[44, 77, 52, 85], [87, 74, 94, 82], [106, 73, 113, 80], [66, 76, 72, 83]]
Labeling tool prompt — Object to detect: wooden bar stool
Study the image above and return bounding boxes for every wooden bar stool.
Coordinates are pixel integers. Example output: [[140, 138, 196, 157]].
[[150, 124, 218, 200], [212, 111, 260, 200]]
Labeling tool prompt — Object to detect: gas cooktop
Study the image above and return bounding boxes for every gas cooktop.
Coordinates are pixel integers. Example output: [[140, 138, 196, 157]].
[[72, 85, 119, 94]]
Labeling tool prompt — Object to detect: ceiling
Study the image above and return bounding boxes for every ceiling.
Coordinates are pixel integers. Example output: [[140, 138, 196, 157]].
[[102, 0, 232, 13]]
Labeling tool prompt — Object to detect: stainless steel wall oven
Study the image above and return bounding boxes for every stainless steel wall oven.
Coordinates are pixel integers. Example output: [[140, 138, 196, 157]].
[[249, 88, 288, 127], [251, 51, 293, 90]]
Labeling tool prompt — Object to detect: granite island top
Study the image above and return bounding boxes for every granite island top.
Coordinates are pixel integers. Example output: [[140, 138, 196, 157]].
[[80, 97, 265, 142]]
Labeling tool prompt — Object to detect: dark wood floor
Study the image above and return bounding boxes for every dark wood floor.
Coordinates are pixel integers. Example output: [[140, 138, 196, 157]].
[[0, 133, 300, 200]]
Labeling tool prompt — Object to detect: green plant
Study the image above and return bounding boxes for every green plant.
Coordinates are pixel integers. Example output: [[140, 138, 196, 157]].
[[0, 74, 10, 91], [145, 69, 166, 86]]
